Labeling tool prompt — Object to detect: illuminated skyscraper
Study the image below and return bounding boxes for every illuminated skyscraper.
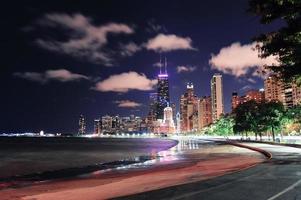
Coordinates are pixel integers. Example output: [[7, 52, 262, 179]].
[[176, 112, 181, 133], [264, 75, 301, 108], [231, 89, 265, 111], [163, 105, 175, 133], [101, 115, 112, 133], [156, 58, 170, 119], [78, 114, 86, 135], [198, 96, 212, 129], [94, 119, 101, 135], [211, 74, 224, 121], [231, 92, 242, 111], [147, 93, 158, 132], [180, 83, 198, 132], [264, 75, 284, 103]]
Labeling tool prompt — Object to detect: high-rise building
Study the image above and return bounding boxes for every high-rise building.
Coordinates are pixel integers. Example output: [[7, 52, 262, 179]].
[[231, 92, 242, 111], [211, 74, 224, 121], [112, 115, 121, 133], [245, 89, 265, 102], [180, 83, 198, 132], [147, 93, 157, 132], [264, 75, 284, 103], [94, 119, 101, 135], [156, 59, 170, 120], [198, 96, 212, 129], [176, 112, 181, 133], [78, 114, 86, 135], [163, 105, 175, 133], [264, 75, 301, 108], [232, 89, 265, 111], [101, 115, 112, 133], [170, 102, 176, 122], [292, 83, 301, 106]]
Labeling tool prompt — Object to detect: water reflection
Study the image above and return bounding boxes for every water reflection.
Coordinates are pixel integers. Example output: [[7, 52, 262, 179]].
[[85, 138, 211, 178]]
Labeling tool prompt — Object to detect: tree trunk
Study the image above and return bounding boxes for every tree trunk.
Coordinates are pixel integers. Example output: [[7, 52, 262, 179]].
[[271, 126, 275, 142]]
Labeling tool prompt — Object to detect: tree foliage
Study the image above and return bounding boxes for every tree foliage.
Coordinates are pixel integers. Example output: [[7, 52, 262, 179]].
[[206, 115, 234, 136], [248, 0, 301, 85]]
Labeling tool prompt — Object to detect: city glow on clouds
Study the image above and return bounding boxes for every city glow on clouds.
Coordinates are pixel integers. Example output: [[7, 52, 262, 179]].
[[14, 69, 89, 83], [114, 100, 142, 108], [119, 42, 141, 57], [35, 13, 135, 66], [176, 65, 197, 73], [94, 71, 157, 92], [146, 34, 195, 52], [209, 42, 279, 77]]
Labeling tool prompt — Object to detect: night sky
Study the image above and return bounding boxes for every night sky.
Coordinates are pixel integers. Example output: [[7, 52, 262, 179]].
[[0, 0, 283, 133]]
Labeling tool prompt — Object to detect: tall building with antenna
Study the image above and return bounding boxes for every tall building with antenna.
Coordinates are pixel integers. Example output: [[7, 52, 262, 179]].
[[156, 57, 170, 120]]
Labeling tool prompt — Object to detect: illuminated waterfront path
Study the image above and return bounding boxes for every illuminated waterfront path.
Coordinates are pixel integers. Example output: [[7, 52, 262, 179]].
[[117, 142, 301, 200]]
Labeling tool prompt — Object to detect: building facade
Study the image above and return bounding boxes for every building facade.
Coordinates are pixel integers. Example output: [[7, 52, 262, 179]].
[[211, 74, 224, 121], [78, 114, 86, 135], [231, 89, 265, 111], [198, 96, 213, 129], [94, 119, 101, 134], [264, 75, 284, 103], [180, 83, 198, 132], [156, 61, 170, 120], [101, 115, 112, 133], [264, 75, 301, 108], [146, 93, 157, 132]]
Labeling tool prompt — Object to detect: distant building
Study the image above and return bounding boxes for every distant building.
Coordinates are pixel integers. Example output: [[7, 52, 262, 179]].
[[170, 102, 177, 122], [231, 89, 265, 111], [156, 59, 170, 120], [264, 75, 284, 103], [198, 96, 212, 129], [264, 75, 301, 108], [292, 83, 301, 106], [147, 93, 158, 132], [163, 105, 175, 133], [231, 92, 243, 111], [94, 119, 101, 135], [211, 74, 224, 121], [78, 114, 86, 135], [176, 112, 181, 133], [180, 83, 198, 132], [112, 115, 121, 133], [101, 115, 112, 133]]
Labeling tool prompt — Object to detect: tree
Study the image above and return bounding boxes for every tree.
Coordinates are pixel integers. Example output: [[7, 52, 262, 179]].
[[248, 0, 301, 85], [233, 100, 260, 139], [281, 105, 301, 134], [205, 115, 234, 136], [214, 115, 234, 136], [259, 101, 284, 141]]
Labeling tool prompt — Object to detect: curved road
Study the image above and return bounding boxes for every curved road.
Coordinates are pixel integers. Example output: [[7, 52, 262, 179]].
[[115, 142, 301, 200]]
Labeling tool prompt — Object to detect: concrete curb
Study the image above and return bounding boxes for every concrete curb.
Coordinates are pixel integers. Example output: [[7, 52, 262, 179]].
[[231, 139, 301, 149], [199, 139, 273, 159], [225, 141, 273, 160]]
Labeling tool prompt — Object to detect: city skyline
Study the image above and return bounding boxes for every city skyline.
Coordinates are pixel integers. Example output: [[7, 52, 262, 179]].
[[0, 0, 283, 133]]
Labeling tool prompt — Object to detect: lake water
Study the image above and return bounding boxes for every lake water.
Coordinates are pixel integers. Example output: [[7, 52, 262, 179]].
[[0, 137, 177, 180]]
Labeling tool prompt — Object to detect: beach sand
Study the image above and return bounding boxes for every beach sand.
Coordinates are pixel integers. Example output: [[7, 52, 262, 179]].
[[0, 144, 266, 200]]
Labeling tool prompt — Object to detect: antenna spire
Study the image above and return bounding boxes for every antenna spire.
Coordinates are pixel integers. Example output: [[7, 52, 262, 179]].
[[164, 57, 167, 74], [159, 54, 162, 74]]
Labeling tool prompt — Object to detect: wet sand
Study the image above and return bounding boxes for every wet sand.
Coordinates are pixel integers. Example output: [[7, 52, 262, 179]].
[[0, 140, 266, 200]]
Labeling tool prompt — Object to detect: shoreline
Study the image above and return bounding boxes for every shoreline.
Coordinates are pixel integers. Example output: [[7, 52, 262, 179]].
[[0, 140, 267, 200], [0, 137, 178, 188]]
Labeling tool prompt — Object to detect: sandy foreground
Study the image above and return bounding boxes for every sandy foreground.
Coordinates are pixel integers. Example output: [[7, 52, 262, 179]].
[[0, 144, 266, 200]]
